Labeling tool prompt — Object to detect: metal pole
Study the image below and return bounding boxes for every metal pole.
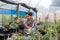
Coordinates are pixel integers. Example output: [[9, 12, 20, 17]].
[[28, 9, 30, 12], [16, 4, 19, 19]]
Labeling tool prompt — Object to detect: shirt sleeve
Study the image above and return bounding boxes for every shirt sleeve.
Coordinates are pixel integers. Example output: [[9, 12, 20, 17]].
[[31, 21, 37, 28], [24, 19, 37, 28], [28, 21, 37, 28]]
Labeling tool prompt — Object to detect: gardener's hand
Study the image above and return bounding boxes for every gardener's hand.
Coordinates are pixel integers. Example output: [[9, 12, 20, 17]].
[[19, 19, 24, 24]]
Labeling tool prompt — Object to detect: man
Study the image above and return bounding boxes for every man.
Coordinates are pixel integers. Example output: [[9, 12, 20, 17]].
[[22, 12, 37, 35], [17, 12, 37, 35], [23, 12, 37, 29]]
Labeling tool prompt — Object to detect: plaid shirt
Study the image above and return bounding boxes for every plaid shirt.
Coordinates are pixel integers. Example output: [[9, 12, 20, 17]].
[[24, 19, 37, 28]]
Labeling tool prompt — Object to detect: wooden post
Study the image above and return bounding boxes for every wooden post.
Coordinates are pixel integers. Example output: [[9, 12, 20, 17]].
[[36, 13, 37, 22], [54, 12, 56, 24], [39, 17, 40, 23], [11, 12, 13, 21]]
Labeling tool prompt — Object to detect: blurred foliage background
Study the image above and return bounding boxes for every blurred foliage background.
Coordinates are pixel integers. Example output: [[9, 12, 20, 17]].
[[1, 15, 60, 40]]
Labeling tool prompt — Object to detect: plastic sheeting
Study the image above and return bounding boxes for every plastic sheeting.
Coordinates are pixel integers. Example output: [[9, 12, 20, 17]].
[[0, 0, 52, 11], [0, 0, 60, 13]]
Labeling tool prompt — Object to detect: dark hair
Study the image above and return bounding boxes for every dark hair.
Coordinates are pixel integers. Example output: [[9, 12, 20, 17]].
[[26, 12, 32, 16]]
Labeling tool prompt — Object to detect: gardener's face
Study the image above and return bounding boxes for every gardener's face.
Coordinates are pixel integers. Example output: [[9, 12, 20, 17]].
[[26, 14, 31, 20]]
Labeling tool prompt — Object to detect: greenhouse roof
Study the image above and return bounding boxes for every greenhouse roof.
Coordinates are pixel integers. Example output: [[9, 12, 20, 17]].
[[0, 0, 60, 13]]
